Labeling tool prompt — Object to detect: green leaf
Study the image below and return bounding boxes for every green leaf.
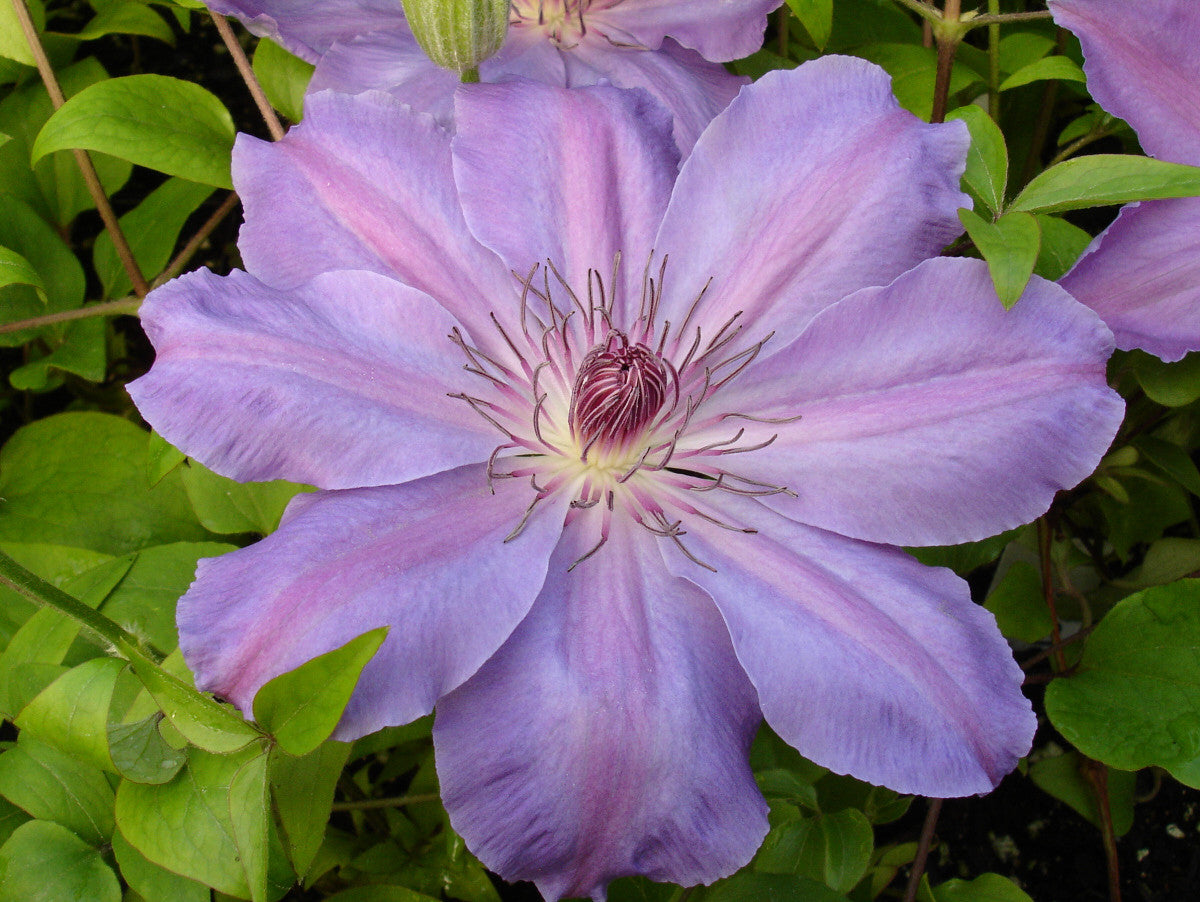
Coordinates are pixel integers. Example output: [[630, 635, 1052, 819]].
[[853, 43, 980, 121], [229, 752, 271, 902], [905, 528, 1022, 576], [0, 737, 114, 845], [984, 561, 1052, 643], [1122, 537, 1200, 589], [97, 541, 237, 653], [147, 431, 187, 485], [1132, 350, 1200, 407], [0, 819, 120, 902], [997, 32, 1055, 75], [93, 177, 214, 298], [123, 647, 261, 754], [1136, 435, 1200, 498], [75, 3, 175, 43], [0, 59, 133, 229], [253, 627, 388, 756], [933, 873, 1034, 902], [16, 656, 126, 772], [695, 871, 849, 902], [0, 609, 79, 718], [1045, 579, 1200, 771], [0, 0, 42, 66], [324, 888, 441, 902], [786, 0, 832, 50], [111, 826, 209, 902], [1010, 154, 1200, 214], [958, 209, 1041, 309], [0, 245, 44, 294], [0, 196, 85, 346], [999, 55, 1086, 92], [252, 38, 314, 123], [108, 715, 188, 785], [115, 744, 290, 898], [9, 317, 107, 390], [270, 741, 350, 878], [756, 807, 873, 893], [181, 461, 312, 535], [1032, 214, 1092, 280], [32, 74, 235, 188], [0, 542, 112, 646], [946, 105, 1008, 215], [1027, 752, 1135, 838], [0, 412, 213, 555]]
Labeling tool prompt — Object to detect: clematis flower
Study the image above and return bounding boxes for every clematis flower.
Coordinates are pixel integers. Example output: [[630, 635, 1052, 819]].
[[129, 58, 1124, 900], [205, 0, 781, 151], [1050, 0, 1200, 361]]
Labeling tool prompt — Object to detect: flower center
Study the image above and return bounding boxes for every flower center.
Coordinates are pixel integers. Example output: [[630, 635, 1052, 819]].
[[510, 0, 589, 44], [569, 331, 673, 454]]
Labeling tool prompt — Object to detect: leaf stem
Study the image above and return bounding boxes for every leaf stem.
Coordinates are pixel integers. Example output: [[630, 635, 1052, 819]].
[[0, 548, 160, 661], [987, 0, 1000, 119], [969, 10, 1054, 27], [903, 797, 944, 902], [330, 792, 441, 811], [9, 0, 150, 298], [0, 298, 141, 334], [1037, 513, 1069, 672], [891, 0, 941, 25], [210, 12, 286, 141], [930, 0, 963, 123]]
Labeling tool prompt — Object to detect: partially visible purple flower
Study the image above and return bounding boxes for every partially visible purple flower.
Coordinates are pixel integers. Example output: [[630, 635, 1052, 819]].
[[1050, 0, 1200, 361], [130, 59, 1124, 900], [206, 0, 780, 151]]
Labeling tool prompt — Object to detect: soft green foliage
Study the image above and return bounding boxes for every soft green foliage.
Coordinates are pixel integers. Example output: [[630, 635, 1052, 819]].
[[958, 209, 1040, 309], [0, 819, 121, 902], [32, 74, 236, 188], [252, 39, 315, 123], [1045, 580, 1200, 771], [947, 105, 1008, 215], [1009, 154, 1200, 214], [253, 627, 389, 756]]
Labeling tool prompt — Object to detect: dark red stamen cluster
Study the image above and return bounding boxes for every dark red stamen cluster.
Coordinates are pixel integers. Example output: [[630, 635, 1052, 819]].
[[569, 331, 670, 452]]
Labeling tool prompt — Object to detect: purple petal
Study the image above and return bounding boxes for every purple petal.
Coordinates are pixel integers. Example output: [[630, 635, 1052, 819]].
[[128, 268, 498, 489], [435, 513, 766, 901], [589, 0, 780, 62], [234, 90, 511, 345], [452, 81, 679, 322], [1051, 0, 1200, 165], [310, 30, 462, 121], [205, 0, 405, 62], [1061, 197, 1200, 362], [661, 498, 1036, 797], [178, 466, 568, 739], [563, 36, 747, 155], [701, 257, 1123, 547], [654, 56, 969, 356]]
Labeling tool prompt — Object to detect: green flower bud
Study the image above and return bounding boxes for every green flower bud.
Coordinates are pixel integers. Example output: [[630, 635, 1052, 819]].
[[401, 0, 511, 79]]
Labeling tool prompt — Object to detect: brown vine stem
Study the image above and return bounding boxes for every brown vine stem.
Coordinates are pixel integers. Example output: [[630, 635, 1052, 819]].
[[902, 797, 944, 902], [930, 0, 963, 123], [1083, 758, 1123, 902], [210, 11, 286, 141], [153, 191, 241, 287], [10, 0, 150, 298], [0, 298, 140, 335]]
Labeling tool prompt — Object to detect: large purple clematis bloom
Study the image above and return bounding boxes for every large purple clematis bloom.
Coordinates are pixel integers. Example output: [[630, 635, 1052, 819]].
[[1050, 0, 1200, 361], [130, 58, 1124, 900], [206, 0, 780, 150]]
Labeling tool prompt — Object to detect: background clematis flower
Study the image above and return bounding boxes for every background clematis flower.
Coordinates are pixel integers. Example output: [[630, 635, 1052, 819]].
[[129, 58, 1124, 900], [205, 0, 781, 151], [1050, 0, 1200, 361]]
